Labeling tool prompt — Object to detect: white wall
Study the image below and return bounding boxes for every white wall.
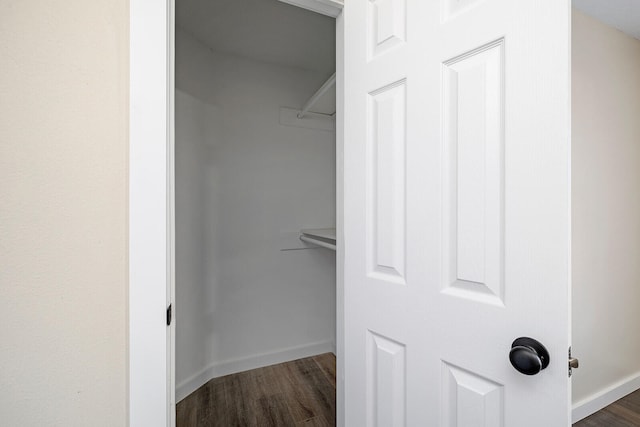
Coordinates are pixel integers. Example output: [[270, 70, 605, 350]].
[[0, 1, 128, 425], [175, 29, 336, 400], [175, 90, 223, 395], [572, 8, 640, 412]]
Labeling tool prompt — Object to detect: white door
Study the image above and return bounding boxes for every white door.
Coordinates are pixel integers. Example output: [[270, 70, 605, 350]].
[[343, 0, 571, 425]]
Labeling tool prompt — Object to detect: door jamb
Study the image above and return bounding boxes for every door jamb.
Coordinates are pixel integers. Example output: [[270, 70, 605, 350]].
[[129, 0, 175, 425], [129, 1, 344, 426]]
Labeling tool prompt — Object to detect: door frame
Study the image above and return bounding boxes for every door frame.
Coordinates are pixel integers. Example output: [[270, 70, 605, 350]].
[[129, 1, 345, 425], [129, 0, 175, 425]]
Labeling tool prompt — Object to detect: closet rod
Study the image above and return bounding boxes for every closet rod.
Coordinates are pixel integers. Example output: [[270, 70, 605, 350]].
[[300, 235, 337, 251], [297, 72, 336, 119]]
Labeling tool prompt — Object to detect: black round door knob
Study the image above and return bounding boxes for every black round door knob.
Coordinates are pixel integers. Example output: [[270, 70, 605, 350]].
[[509, 337, 550, 375]]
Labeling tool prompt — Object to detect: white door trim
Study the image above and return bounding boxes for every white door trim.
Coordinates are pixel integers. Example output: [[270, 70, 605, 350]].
[[129, 0, 174, 425], [335, 11, 345, 427], [129, 1, 343, 425]]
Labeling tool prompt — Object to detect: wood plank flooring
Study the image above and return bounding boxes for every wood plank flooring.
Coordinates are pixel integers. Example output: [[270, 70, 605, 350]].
[[574, 389, 640, 427], [177, 353, 336, 427], [179, 354, 640, 426]]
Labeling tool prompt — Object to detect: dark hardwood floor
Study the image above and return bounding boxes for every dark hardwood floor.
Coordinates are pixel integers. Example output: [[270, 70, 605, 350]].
[[179, 354, 639, 426], [177, 353, 336, 427], [574, 389, 640, 427]]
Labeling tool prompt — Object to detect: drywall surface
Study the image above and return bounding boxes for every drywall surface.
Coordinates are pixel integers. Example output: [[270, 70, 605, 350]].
[[176, 0, 336, 75], [572, 9, 640, 405], [175, 29, 336, 399], [573, 0, 640, 41], [0, 1, 128, 426], [175, 90, 224, 388]]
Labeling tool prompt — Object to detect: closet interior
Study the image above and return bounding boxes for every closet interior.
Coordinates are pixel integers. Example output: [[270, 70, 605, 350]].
[[571, 0, 640, 423], [171, 0, 640, 424], [174, 0, 337, 424]]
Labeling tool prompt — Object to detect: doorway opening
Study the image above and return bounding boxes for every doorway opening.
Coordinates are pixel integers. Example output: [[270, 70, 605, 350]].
[[571, 1, 640, 424], [173, 0, 339, 424]]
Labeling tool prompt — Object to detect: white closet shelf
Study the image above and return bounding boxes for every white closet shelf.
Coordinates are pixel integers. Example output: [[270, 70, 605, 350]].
[[297, 73, 336, 119], [300, 228, 336, 251]]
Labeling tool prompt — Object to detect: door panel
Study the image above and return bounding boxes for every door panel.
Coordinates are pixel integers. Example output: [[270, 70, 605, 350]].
[[442, 362, 504, 427], [368, 80, 407, 283], [442, 40, 504, 306], [367, 331, 407, 426], [344, 0, 571, 425]]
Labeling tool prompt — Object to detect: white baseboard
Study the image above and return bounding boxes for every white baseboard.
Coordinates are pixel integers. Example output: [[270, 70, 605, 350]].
[[176, 340, 336, 402], [572, 372, 640, 423]]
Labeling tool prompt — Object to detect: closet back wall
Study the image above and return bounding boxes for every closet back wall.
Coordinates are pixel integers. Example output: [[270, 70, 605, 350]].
[[175, 29, 336, 401]]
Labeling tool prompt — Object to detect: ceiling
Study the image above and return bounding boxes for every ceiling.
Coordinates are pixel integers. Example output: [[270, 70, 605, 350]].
[[573, 0, 640, 40], [176, 0, 336, 75]]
